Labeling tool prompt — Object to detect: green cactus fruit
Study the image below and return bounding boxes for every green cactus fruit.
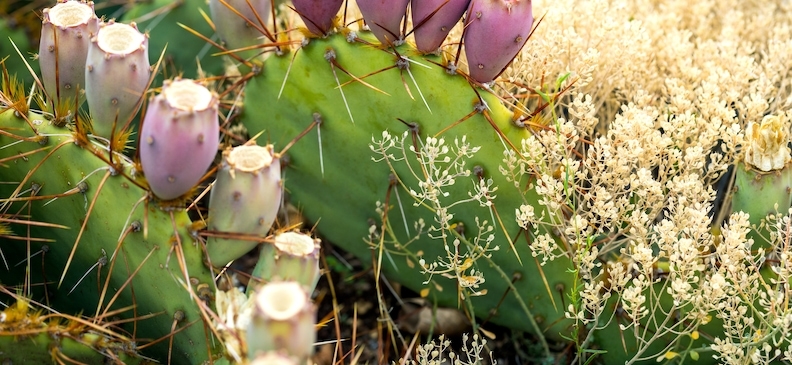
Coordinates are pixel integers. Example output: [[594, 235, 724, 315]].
[[240, 34, 576, 349], [732, 114, 792, 249], [0, 108, 219, 363], [85, 20, 150, 139], [357, 0, 410, 45], [207, 144, 282, 266], [139, 78, 220, 201], [249, 231, 321, 291], [208, 0, 271, 60], [412, 0, 471, 53], [292, 0, 343, 36], [38, 0, 99, 103], [246, 281, 316, 361], [463, 0, 533, 84]]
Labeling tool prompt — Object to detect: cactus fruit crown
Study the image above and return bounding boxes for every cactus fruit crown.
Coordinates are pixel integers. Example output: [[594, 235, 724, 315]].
[[744, 114, 792, 172], [273, 231, 318, 256], [44, 1, 93, 27], [96, 22, 145, 55], [162, 78, 214, 111], [255, 281, 308, 320], [226, 145, 276, 174]]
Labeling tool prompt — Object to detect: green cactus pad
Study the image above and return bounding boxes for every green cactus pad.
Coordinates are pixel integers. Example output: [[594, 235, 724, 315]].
[[240, 33, 576, 346]]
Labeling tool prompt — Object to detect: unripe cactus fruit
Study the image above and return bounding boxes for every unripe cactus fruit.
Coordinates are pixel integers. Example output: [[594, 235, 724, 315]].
[[412, 0, 471, 53], [247, 281, 316, 361], [250, 231, 321, 290], [85, 20, 150, 139], [207, 144, 283, 266], [356, 0, 410, 45], [208, 0, 271, 59], [292, 0, 343, 36], [463, 0, 533, 84], [38, 0, 99, 102], [139, 79, 219, 201]]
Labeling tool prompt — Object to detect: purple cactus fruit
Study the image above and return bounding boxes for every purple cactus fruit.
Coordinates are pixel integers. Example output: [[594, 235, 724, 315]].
[[292, 0, 343, 36], [39, 0, 99, 103], [356, 0, 410, 45], [207, 144, 283, 266], [85, 21, 150, 139], [139, 79, 219, 201], [463, 0, 533, 84], [208, 0, 271, 59], [411, 0, 471, 53]]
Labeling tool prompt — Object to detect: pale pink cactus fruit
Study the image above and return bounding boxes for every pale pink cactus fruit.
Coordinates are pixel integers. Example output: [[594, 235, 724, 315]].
[[292, 0, 344, 36], [463, 0, 533, 84], [356, 0, 411, 45], [38, 0, 99, 103], [139, 79, 219, 201], [411, 0, 471, 53], [85, 20, 150, 139]]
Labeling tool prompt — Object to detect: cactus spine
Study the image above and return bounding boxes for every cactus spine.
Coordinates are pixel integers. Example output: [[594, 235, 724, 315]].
[[208, 0, 271, 60]]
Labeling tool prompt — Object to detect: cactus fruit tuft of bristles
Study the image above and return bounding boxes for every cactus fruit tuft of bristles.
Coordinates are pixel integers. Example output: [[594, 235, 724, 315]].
[[356, 0, 410, 45], [38, 0, 98, 103], [246, 281, 316, 361], [292, 0, 344, 36], [732, 113, 792, 248], [207, 144, 283, 266], [85, 20, 150, 139], [463, 0, 533, 84], [412, 0, 471, 53], [139, 78, 220, 201], [209, 0, 271, 60]]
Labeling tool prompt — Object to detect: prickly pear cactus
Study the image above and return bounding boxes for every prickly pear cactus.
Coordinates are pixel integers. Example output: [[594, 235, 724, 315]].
[[240, 31, 576, 353]]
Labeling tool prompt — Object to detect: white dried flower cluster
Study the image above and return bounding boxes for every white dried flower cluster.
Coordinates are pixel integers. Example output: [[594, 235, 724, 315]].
[[488, 0, 792, 362], [397, 334, 495, 365], [370, 131, 497, 297]]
